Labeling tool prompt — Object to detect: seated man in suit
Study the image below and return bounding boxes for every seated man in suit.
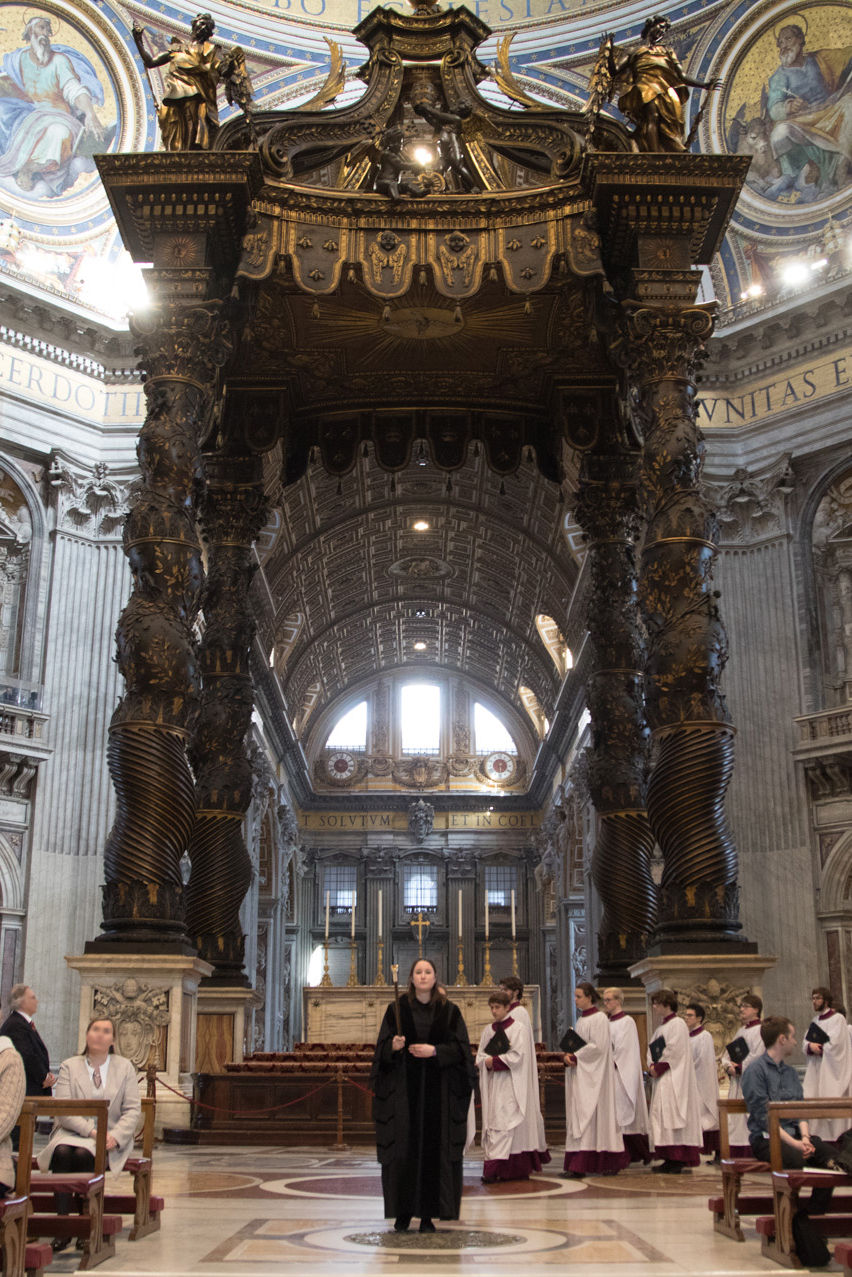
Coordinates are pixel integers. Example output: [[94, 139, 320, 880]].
[[0, 983, 55, 1148]]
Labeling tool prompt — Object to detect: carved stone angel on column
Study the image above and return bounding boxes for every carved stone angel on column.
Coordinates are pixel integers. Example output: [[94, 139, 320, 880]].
[[132, 12, 254, 151]]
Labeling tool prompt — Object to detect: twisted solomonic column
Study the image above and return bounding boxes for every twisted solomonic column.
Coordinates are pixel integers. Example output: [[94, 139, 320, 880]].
[[619, 304, 742, 946], [574, 447, 656, 979], [185, 452, 268, 983], [97, 302, 232, 948]]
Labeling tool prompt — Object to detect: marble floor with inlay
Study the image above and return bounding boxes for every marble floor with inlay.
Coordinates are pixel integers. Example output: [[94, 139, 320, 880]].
[[40, 1145, 843, 1275]]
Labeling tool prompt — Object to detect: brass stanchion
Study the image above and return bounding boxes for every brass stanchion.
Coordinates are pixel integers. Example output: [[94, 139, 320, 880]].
[[511, 940, 519, 977], [329, 1069, 350, 1151]]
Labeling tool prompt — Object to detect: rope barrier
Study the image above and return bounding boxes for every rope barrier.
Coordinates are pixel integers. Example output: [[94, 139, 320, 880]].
[[151, 1074, 337, 1116]]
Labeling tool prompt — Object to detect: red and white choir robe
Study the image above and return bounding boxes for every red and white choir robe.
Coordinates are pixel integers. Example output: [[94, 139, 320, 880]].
[[804, 1008, 852, 1140], [609, 1011, 652, 1163], [689, 1025, 720, 1155], [475, 1015, 550, 1181], [564, 1005, 629, 1175], [647, 1012, 703, 1166], [720, 1020, 764, 1156]]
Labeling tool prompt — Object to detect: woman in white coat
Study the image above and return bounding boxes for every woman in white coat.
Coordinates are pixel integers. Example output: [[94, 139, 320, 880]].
[[38, 1015, 141, 1251]]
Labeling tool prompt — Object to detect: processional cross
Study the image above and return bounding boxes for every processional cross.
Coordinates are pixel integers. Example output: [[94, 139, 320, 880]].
[[410, 912, 431, 958]]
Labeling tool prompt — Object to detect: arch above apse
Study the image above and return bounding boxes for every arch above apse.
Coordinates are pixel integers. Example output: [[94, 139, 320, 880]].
[[0, 452, 47, 687], [817, 828, 852, 917], [0, 832, 24, 913]]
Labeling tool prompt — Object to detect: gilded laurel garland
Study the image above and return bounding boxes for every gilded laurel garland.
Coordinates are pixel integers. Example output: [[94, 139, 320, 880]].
[[574, 447, 656, 977], [99, 302, 233, 947], [186, 459, 268, 981], [621, 304, 741, 943]]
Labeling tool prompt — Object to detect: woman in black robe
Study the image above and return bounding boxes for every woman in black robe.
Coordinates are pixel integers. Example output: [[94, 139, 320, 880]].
[[370, 957, 476, 1233]]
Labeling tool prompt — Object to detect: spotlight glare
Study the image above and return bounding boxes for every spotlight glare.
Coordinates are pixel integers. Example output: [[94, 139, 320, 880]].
[[810, 257, 829, 271], [412, 519, 430, 531], [413, 146, 433, 166], [413, 641, 427, 650], [781, 261, 810, 288]]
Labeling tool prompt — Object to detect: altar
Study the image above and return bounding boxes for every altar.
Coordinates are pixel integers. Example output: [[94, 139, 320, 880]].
[[302, 984, 542, 1044]]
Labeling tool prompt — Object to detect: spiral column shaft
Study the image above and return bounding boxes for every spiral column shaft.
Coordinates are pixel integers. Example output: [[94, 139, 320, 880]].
[[621, 304, 742, 945], [574, 444, 656, 980], [185, 452, 268, 984], [96, 303, 232, 949]]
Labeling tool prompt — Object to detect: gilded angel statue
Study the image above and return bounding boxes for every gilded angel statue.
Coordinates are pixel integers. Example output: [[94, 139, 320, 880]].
[[132, 12, 255, 151]]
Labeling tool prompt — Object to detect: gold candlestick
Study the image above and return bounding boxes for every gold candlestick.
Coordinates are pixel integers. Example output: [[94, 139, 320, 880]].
[[320, 941, 332, 987], [374, 938, 387, 986], [511, 939, 519, 978], [480, 939, 494, 986], [455, 939, 468, 987], [346, 939, 359, 987]]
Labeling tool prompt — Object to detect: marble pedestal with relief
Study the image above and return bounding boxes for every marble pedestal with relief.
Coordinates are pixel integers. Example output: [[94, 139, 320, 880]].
[[628, 954, 777, 1066], [65, 954, 213, 1133], [196, 986, 262, 1072], [303, 984, 542, 1044]]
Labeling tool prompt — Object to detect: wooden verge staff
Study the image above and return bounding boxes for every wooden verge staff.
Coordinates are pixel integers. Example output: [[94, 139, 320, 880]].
[[391, 963, 402, 1035]]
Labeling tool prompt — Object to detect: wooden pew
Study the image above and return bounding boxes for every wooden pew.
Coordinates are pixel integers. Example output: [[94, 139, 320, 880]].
[[756, 1098, 852, 1268], [104, 1096, 163, 1240], [16, 1098, 122, 1270], [708, 1097, 772, 1241], [8, 1105, 56, 1277]]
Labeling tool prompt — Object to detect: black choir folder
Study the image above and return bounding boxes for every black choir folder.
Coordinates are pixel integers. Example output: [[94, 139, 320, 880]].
[[806, 1022, 831, 1046], [725, 1036, 750, 1064], [559, 1027, 586, 1055], [484, 1025, 511, 1057], [649, 1036, 666, 1064]]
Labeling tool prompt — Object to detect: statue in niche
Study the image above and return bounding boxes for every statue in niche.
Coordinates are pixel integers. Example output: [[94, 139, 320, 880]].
[[408, 798, 434, 844], [132, 13, 254, 151], [590, 14, 722, 153]]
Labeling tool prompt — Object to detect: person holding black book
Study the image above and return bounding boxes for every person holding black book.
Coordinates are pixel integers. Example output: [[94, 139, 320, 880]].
[[370, 958, 476, 1234], [475, 990, 551, 1183], [720, 994, 764, 1157], [647, 988, 703, 1174], [804, 986, 852, 1140], [497, 975, 547, 1152], [562, 982, 628, 1178]]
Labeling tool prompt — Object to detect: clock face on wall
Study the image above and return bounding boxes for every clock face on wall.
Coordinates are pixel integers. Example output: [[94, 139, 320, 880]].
[[483, 752, 516, 782], [327, 751, 356, 780]]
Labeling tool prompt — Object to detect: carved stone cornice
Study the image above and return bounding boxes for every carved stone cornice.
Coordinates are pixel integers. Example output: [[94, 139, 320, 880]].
[[704, 457, 793, 545]]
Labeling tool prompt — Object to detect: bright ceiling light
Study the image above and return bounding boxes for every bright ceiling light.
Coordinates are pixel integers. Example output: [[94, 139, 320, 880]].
[[412, 519, 430, 531], [781, 261, 810, 288], [413, 641, 427, 650], [740, 283, 763, 301], [413, 147, 433, 166], [810, 257, 829, 271]]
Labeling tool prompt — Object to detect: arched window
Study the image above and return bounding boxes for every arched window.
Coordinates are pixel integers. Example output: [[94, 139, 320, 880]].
[[400, 683, 441, 754], [326, 701, 367, 751], [474, 702, 517, 754], [535, 614, 572, 677]]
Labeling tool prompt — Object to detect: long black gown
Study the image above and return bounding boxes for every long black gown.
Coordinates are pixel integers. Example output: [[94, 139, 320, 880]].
[[370, 995, 475, 1221]]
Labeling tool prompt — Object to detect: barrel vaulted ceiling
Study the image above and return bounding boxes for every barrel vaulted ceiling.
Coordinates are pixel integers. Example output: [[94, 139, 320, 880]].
[[254, 444, 579, 737]]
